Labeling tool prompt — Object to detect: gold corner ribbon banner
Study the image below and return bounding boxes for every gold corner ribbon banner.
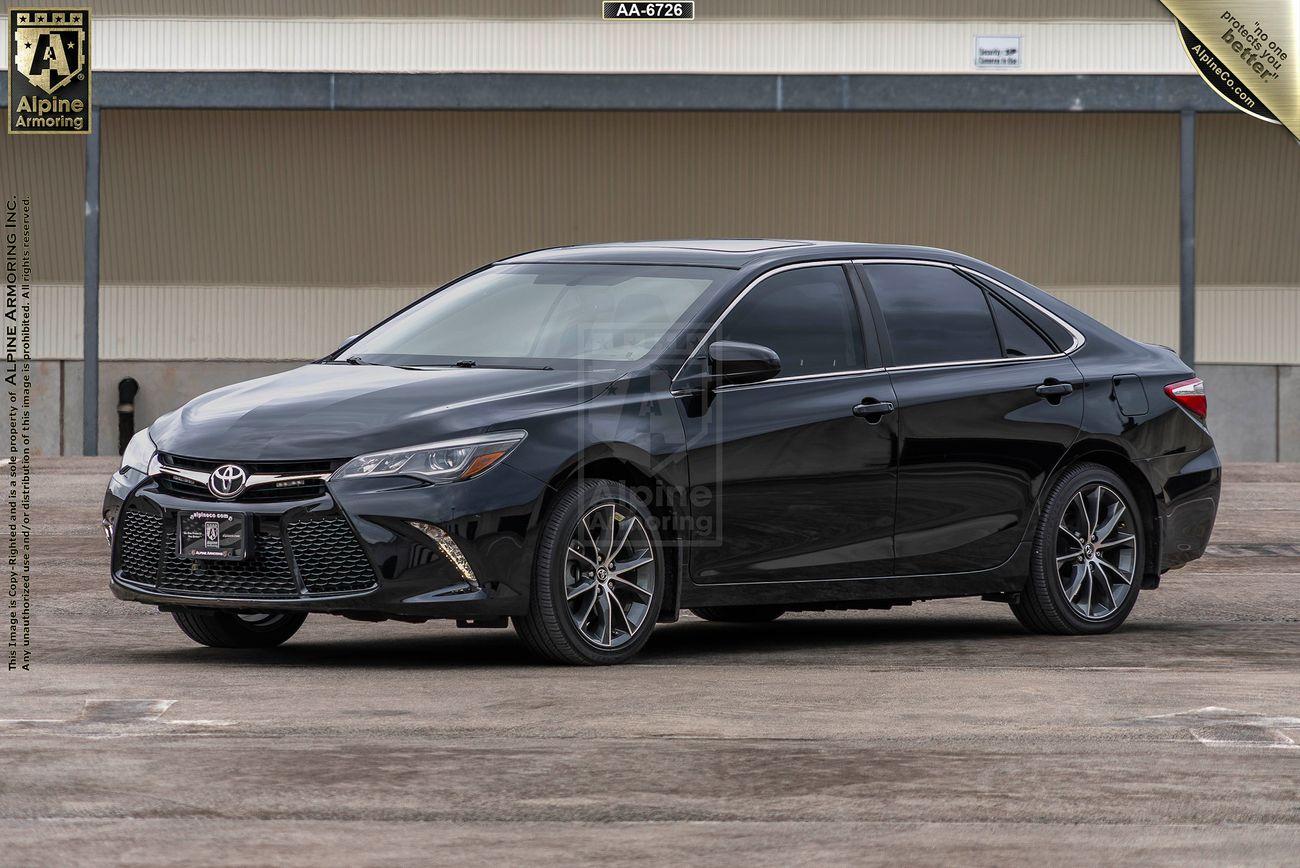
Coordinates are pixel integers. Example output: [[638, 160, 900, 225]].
[[1163, 1, 1299, 138]]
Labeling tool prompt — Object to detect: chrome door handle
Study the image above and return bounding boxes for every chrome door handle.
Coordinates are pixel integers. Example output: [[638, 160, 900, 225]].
[[853, 401, 895, 423], [1035, 382, 1074, 398]]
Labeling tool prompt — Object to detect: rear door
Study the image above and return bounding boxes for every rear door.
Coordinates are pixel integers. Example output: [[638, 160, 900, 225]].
[[857, 261, 1084, 576]]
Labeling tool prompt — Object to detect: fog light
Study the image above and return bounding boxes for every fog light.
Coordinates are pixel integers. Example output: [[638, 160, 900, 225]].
[[408, 521, 479, 589]]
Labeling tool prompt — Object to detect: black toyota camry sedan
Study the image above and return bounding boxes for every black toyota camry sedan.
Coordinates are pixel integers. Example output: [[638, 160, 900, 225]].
[[104, 240, 1220, 664]]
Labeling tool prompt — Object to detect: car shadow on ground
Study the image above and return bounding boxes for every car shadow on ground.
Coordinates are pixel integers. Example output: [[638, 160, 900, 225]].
[[96, 611, 1184, 670]]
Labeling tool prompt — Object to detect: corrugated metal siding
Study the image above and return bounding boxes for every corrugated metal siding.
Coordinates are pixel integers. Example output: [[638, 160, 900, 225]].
[[1197, 289, 1300, 364], [32, 285, 82, 360], [64, 17, 1188, 74], [33, 286, 422, 360], [95, 110, 1179, 288], [0, 135, 83, 286], [103, 285, 423, 359], [6, 110, 1298, 364], [1057, 287, 1300, 364], [1198, 115, 1300, 285], [4, 1, 1177, 20], [1054, 287, 1181, 349]]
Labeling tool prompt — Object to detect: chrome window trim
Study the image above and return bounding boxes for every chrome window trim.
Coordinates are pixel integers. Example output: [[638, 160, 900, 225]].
[[670, 259, 856, 386], [670, 256, 1085, 387], [711, 366, 888, 393], [954, 263, 1086, 355], [854, 258, 1085, 371]]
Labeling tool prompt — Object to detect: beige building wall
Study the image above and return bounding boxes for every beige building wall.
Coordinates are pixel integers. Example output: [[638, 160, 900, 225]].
[[5, 1, 1176, 19], [56, 18, 1189, 74], [7, 109, 1298, 365], [3, 2, 1185, 75]]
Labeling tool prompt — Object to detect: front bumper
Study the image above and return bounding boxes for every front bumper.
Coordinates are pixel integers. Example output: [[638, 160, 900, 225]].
[[104, 464, 548, 619]]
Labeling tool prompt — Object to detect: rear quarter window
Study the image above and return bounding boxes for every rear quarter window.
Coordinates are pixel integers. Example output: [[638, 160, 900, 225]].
[[987, 293, 1056, 358], [974, 277, 1074, 352]]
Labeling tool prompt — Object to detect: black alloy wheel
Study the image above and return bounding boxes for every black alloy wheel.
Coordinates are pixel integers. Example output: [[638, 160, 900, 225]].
[[1011, 463, 1143, 635], [514, 479, 664, 665]]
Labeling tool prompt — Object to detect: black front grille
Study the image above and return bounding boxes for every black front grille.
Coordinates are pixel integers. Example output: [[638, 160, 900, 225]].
[[114, 502, 378, 600], [286, 516, 379, 595], [155, 474, 328, 503], [155, 453, 338, 504], [158, 453, 338, 475]]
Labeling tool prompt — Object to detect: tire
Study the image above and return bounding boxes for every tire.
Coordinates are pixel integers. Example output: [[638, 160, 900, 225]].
[[513, 479, 665, 665], [172, 609, 307, 648], [1010, 462, 1144, 635], [690, 605, 786, 623]]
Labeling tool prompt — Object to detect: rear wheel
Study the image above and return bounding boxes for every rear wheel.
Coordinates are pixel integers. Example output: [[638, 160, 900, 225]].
[[172, 609, 307, 648], [690, 605, 786, 623], [514, 479, 664, 665], [1011, 463, 1143, 635]]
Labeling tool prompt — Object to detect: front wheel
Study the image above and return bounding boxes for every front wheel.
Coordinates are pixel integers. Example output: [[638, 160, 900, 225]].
[[1011, 463, 1143, 635], [172, 609, 307, 648], [514, 479, 664, 665]]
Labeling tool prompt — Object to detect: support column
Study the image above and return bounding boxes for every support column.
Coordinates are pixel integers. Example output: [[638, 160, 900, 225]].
[[1179, 109, 1196, 368], [83, 106, 101, 455]]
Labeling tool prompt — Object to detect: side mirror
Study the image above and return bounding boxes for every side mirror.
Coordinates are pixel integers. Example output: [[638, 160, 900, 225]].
[[708, 341, 781, 386], [337, 334, 360, 352]]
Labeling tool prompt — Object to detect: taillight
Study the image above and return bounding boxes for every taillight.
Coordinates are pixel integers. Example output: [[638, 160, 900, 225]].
[[1165, 377, 1206, 420]]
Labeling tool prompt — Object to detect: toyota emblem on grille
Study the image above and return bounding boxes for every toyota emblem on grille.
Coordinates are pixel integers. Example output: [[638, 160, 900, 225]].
[[208, 464, 247, 499]]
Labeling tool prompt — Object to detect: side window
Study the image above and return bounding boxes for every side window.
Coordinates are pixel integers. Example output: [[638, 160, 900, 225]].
[[864, 264, 1001, 366], [988, 293, 1056, 358], [971, 275, 1072, 352], [715, 265, 865, 377]]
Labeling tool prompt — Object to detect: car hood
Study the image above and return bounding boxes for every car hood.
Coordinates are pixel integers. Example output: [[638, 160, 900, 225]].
[[150, 363, 619, 461]]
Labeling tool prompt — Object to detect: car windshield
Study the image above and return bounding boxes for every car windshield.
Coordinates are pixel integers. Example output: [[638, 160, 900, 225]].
[[338, 263, 729, 368]]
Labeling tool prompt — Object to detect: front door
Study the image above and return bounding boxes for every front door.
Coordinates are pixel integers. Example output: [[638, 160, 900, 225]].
[[858, 262, 1084, 576], [679, 264, 899, 583]]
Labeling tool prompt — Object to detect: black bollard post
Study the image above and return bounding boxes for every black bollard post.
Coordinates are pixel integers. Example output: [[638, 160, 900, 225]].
[[117, 377, 139, 455]]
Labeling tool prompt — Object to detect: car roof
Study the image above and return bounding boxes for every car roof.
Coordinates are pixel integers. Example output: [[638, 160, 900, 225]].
[[497, 239, 979, 270], [494, 239, 1109, 344]]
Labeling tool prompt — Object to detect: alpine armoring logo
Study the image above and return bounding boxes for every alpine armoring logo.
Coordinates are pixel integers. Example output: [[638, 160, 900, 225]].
[[8, 8, 91, 134]]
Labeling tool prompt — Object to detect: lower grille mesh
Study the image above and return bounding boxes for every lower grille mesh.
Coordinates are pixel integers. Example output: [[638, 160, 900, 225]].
[[118, 508, 163, 585], [158, 522, 299, 598], [114, 502, 378, 599], [286, 516, 379, 595]]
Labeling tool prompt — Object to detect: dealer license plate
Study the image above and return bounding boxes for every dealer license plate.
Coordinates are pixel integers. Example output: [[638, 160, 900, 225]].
[[177, 510, 248, 560]]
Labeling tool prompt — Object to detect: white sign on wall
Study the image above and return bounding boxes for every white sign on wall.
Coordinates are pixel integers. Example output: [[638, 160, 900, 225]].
[[974, 35, 1022, 69]]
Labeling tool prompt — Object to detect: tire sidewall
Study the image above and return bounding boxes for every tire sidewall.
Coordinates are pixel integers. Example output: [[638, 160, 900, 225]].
[[173, 608, 306, 648], [537, 481, 665, 663], [1036, 465, 1143, 634], [225, 611, 304, 636]]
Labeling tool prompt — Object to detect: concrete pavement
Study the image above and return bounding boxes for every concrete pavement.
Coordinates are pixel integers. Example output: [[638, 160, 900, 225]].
[[2, 458, 1297, 866]]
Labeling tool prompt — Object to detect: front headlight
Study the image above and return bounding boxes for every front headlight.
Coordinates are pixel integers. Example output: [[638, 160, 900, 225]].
[[118, 427, 158, 477], [332, 431, 526, 484]]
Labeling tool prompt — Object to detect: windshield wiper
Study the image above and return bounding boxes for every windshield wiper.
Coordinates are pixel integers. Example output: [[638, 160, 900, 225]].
[[420, 360, 555, 371], [337, 355, 552, 371], [336, 355, 424, 370]]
